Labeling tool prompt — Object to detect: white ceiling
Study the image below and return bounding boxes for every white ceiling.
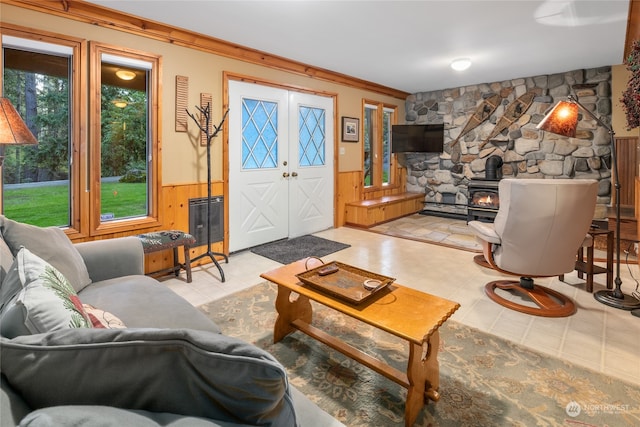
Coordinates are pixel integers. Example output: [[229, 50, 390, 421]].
[[85, 0, 630, 94]]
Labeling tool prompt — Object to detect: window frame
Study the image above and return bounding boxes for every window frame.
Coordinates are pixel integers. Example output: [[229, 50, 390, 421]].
[[1, 26, 163, 238], [89, 42, 161, 236], [0, 24, 86, 238], [362, 99, 398, 192]]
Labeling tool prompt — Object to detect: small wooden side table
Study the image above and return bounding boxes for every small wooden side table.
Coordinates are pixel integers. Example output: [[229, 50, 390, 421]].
[[561, 229, 613, 292]]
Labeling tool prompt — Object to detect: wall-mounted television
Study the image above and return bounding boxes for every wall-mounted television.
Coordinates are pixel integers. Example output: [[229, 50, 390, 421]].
[[391, 124, 444, 153]]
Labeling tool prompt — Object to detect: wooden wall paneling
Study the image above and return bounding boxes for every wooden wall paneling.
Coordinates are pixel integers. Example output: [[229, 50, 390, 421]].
[[143, 185, 180, 274], [614, 136, 638, 210], [336, 171, 362, 226]]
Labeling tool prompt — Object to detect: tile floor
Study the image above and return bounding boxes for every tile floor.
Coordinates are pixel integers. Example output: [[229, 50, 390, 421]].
[[162, 225, 640, 387]]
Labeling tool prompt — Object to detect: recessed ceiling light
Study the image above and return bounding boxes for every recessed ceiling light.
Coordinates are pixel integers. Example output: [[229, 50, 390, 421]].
[[115, 70, 136, 80], [450, 58, 472, 71]]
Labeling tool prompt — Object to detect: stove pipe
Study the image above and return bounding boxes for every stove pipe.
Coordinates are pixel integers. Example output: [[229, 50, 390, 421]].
[[486, 155, 503, 180]]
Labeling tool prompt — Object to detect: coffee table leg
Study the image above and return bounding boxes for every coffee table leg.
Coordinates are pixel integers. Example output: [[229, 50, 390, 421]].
[[274, 285, 313, 343], [405, 331, 440, 427]]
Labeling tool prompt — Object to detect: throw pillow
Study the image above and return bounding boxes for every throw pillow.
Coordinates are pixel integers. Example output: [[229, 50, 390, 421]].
[[0, 215, 91, 292], [82, 304, 126, 329], [0, 247, 92, 338]]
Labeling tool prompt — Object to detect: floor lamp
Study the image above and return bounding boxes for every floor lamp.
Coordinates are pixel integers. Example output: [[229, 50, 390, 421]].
[[186, 103, 229, 282], [537, 94, 640, 310]]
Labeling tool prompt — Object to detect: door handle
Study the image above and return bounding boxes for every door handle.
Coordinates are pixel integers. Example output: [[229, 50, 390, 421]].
[[291, 172, 298, 177], [283, 172, 290, 178]]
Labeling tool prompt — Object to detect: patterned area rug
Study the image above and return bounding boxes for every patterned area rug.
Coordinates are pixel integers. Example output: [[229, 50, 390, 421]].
[[250, 235, 351, 265], [368, 214, 482, 253], [199, 282, 640, 427]]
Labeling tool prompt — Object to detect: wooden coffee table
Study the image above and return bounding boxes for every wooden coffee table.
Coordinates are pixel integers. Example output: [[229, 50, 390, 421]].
[[260, 258, 460, 427]]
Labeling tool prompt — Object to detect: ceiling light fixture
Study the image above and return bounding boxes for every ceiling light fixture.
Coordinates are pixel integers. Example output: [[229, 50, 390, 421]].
[[115, 70, 136, 81], [450, 58, 472, 71], [112, 99, 128, 108]]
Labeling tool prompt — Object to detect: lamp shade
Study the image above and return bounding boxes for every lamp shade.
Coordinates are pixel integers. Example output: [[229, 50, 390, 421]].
[[536, 100, 579, 137], [0, 98, 38, 146]]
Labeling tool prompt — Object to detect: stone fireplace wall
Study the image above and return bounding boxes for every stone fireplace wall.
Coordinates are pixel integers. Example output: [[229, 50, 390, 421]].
[[402, 67, 612, 218]]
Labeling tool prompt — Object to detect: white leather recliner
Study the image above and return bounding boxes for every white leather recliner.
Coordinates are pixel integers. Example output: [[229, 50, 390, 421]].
[[469, 178, 598, 317]]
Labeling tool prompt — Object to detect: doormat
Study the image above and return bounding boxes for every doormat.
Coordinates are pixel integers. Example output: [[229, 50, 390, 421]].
[[250, 235, 350, 265]]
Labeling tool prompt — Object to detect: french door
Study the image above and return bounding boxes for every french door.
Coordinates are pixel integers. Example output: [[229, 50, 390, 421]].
[[228, 81, 334, 252]]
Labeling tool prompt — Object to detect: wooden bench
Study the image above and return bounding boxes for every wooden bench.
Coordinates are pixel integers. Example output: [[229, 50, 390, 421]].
[[135, 230, 196, 283], [345, 192, 424, 228]]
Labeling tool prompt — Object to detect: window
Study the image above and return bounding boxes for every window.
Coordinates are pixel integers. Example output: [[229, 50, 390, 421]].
[[0, 26, 161, 237], [89, 43, 160, 234], [1, 32, 81, 232], [363, 101, 397, 189]]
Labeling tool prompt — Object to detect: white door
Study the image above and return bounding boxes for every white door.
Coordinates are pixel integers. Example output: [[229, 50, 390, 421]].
[[229, 81, 334, 252], [288, 92, 334, 237]]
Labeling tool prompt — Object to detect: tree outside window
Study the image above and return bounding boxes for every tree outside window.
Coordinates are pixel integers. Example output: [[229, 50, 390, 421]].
[[2, 41, 74, 227]]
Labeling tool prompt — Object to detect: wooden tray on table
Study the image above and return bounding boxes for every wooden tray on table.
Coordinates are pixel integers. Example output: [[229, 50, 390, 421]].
[[295, 260, 395, 305]]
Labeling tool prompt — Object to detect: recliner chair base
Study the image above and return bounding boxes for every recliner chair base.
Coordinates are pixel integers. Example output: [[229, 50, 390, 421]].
[[485, 279, 576, 317]]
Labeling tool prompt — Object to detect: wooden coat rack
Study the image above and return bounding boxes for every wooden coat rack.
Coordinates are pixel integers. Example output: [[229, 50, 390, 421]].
[[186, 102, 229, 282]]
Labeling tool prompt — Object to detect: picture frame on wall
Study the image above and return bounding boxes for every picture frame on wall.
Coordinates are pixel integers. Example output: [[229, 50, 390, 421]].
[[342, 116, 360, 142]]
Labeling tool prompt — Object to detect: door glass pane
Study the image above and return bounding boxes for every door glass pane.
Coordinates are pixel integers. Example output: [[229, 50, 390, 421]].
[[298, 106, 325, 167], [100, 59, 149, 221], [241, 98, 278, 169], [2, 46, 72, 227]]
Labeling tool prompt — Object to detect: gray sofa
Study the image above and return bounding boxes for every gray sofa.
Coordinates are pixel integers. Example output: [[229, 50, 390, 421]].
[[0, 216, 343, 427]]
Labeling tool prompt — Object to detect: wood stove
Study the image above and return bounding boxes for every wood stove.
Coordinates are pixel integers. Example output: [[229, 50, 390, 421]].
[[467, 178, 500, 222], [467, 154, 503, 222]]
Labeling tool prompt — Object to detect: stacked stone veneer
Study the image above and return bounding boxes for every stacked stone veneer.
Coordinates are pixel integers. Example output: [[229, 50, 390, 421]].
[[403, 67, 612, 217]]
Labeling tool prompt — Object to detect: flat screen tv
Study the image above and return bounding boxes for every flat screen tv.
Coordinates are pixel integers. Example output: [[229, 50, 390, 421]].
[[391, 124, 444, 153]]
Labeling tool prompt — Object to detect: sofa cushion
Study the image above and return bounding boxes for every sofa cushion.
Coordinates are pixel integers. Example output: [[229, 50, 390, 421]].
[[19, 405, 242, 427], [0, 216, 91, 292], [1, 374, 31, 427], [2, 328, 297, 426], [0, 248, 91, 338], [78, 275, 221, 333]]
